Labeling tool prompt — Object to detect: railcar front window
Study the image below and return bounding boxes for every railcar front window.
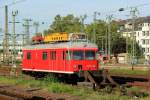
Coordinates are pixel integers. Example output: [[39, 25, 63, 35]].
[[85, 51, 95, 60], [73, 51, 84, 60]]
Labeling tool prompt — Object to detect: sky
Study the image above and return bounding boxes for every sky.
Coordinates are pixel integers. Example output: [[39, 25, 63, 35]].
[[0, 0, 150, 35]]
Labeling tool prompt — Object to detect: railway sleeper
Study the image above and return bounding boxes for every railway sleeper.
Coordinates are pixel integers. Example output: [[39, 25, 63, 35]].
[[127, 81, 150, 89], [0, 88, 47, 100], [0, 88, 33, 99], [0, 94, 19, 100]]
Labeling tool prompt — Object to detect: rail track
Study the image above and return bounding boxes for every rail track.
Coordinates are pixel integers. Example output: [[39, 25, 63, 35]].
[[0, 66, 78, 100], [0, 65, 150, 99], [1, 66, 150, 87], [0, 84, 78, 100], [0, 84, 73, 100], [0, 85, 41, 100]]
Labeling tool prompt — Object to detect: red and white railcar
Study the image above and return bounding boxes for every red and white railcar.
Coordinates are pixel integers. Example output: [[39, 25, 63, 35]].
[[22, 41, 98, 74]]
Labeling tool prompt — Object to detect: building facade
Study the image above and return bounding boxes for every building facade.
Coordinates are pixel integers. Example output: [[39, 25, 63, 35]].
[[121, 22, 150, 60], [135, 23, 150, 60]]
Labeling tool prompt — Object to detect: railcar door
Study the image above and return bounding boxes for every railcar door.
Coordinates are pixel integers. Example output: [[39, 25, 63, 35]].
[[23, 51, 32, 70], [56, 50, 66, 72], [41, 50, 49, 70], [50, 50, 56, 71], [32, 50, 37, 70], [34, 50, 41, 70]]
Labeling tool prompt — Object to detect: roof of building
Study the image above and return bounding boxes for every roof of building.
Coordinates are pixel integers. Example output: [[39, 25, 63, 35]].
[[115, 16, 150, 25]]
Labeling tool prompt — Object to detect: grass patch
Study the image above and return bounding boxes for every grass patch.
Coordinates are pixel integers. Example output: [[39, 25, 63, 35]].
[[85, 93, 130, 100], [48, 83, 75, 93], [108, 69, 150, 76], [0, 76, 43, 88], [42, 74, 58, 83], [0, 75, 149, 100]]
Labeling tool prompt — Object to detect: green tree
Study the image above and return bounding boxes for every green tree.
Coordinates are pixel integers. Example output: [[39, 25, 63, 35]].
[[43, 14, 143, 58], [109, 22, 126, 54], [85, 20, 126, 54], [44, 14, 82, 35], [85, 20, 106, 44], [126, 38, 143, 59]]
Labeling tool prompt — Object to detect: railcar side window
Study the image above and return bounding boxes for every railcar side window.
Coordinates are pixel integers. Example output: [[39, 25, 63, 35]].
[[73, 51, 84, 60], [42, 52, 48, 60], [27, 52, 31, 60], [50, 51, 56, 60], [85, 51, 95, 60]]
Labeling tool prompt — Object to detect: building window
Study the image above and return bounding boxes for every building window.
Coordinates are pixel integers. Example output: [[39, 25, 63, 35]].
[[145, 48, 149, 53], [42, 52, 48, 60], [146, 39, 149, 45], [27, 52, 31, 60], [142, 39, 146, 44], [142, 48, 145, 53], [146, 31, 149, 36], [142, 31, 145, 36], [50, 51, 56, 60]]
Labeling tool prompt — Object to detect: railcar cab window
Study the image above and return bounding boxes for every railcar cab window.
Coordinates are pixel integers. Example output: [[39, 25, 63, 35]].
[[27, 52, 31, 60], [42, 52, 48, 60], [73, 51, 84, 60], [85, 51, 95, 60], [66, 51, 72, 60]]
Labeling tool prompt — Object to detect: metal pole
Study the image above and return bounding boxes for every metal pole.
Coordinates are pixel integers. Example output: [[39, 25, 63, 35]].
[[130, 7, 138, 70], [23, 19, 32, 45], [22, 34, 25, 46], [105, 24, 108, 55], [118, 7, 138, 65], [33, 22, 39, 35], [93, 12, 96, 43], [102, 37, 104, 51], [126, 33, 128, 63], [3, 5, 9, 64], [80, 14, 87, 33], [12, 10, 18, 66], [93, 12, 100, 43], [106, 15, 113, 60]]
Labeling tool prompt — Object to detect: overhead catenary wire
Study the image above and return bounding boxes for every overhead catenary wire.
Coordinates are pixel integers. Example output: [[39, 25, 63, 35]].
[[0, 0, 28, 9], [100, 2, 150, 15]]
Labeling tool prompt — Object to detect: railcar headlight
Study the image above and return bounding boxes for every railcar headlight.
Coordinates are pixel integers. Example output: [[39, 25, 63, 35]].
[[93, 65, 96, 68], [87, 65, 96, 68]]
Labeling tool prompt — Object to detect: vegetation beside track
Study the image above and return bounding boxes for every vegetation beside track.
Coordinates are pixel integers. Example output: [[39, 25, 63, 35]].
[[108, 68, 150, 76], [0, 74, 150, 100]]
